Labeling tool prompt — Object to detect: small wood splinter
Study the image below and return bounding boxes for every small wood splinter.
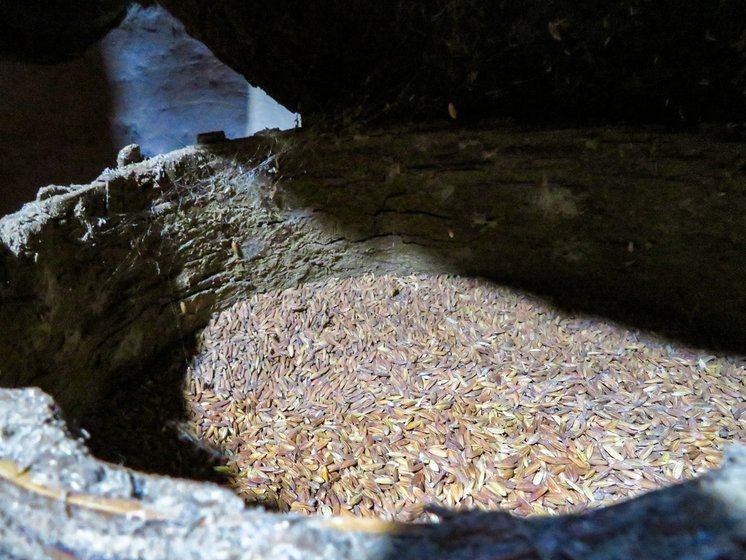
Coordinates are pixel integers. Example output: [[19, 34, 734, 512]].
[[0, 459, 166, 520], [231, 240, 243, 259]]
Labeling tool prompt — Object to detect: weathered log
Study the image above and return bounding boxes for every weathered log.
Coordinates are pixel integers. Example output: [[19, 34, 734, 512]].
[[0, 122, 744, 557]]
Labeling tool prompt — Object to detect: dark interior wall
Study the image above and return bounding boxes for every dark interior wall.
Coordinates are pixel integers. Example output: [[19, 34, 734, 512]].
[[0, 0, 128, 64], [0, 49, 116, 216], [157, 0, 746, 124]]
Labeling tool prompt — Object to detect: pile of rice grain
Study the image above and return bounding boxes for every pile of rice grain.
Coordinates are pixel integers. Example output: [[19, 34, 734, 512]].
[[184, 274, 746, 521]]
